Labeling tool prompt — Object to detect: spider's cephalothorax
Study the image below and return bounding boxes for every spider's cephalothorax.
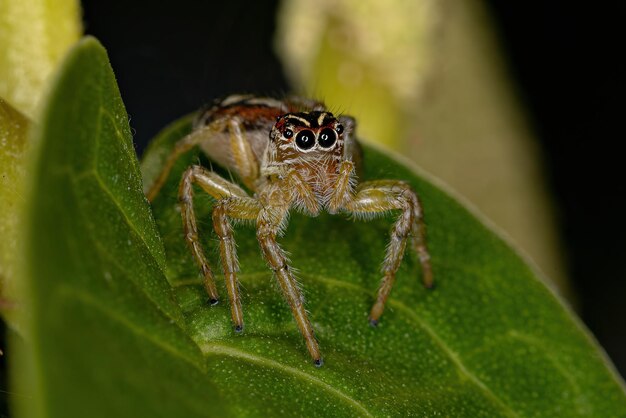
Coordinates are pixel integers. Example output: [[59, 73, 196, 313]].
[[146, 95, 433, 367], [265, 111, 357, 214]]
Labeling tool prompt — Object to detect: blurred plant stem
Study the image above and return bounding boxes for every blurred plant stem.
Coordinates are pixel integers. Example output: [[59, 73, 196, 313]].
[[276, 0, 570, 299], [0, 99, 29, 331]]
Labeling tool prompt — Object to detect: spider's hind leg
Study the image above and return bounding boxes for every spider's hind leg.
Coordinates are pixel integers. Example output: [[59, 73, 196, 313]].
[[179, 165, 260, 331], [147, 119, 228, 201], [147, 115, 259, 201]]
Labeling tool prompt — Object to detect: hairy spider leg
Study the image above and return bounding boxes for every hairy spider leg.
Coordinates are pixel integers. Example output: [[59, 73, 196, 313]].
[[256, 203, 323, 366], [225, 117, 259, 190], [147, 119, 225, 201], [410, 195, 433, 289], [179, 166, 260, 331], [344, 180, 433, 326], [147, 116, 259, 201]]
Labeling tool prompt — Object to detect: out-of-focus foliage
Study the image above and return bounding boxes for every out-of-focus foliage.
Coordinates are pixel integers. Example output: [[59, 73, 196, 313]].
[[11, 36, 626, 418], [276, 0, 440, 149], [275, 0, 568, 297], [0, 0, 81, 118]]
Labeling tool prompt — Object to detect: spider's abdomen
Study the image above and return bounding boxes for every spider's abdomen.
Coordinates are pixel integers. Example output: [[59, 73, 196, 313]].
[[194, 96, 285, 176]]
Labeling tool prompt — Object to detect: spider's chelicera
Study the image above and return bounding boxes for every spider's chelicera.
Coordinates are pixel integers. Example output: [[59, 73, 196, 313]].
[[147, 95, 433, 367]]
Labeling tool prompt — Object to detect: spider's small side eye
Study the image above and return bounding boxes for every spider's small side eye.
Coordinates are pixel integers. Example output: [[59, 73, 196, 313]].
[[336, 124, 344, 135], [318, 128, 337, 148], [284, 129, 294, 138], [295, 130, 315, 150]]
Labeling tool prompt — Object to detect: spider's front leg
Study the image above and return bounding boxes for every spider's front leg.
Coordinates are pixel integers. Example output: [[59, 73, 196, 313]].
[[343, 180, 433, 326], [256, 200, 323, 366], [179, 165, 260, 331]]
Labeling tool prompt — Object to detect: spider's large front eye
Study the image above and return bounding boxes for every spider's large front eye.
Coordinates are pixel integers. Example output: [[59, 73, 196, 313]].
[[318, 128, 337, 148], [295, 130, 315, 150]]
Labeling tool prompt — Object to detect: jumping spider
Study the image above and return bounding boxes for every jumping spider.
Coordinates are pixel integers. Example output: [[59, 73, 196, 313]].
[[147, 95, 433, 366]]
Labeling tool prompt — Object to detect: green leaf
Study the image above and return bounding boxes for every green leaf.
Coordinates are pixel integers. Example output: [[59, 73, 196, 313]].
[[12, 36, 626, 417]]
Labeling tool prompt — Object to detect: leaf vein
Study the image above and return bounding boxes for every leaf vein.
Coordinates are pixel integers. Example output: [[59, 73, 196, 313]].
[[198, 342, 374, 417], [298, 272, 520, 418]]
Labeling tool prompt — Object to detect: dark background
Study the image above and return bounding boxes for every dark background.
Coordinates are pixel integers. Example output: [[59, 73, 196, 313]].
[[1, 0, 624, 414]]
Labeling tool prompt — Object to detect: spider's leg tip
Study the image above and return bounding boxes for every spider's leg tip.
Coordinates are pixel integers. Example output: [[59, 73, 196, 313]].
[[234, 324, 244, 333], [208, 298, 219, 306], [314, 358, 324, 368], [368, 318, 379, 328]]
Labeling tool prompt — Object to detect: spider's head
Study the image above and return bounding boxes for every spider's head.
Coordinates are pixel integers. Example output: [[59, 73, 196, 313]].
[[270, 111, 345, 157]]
